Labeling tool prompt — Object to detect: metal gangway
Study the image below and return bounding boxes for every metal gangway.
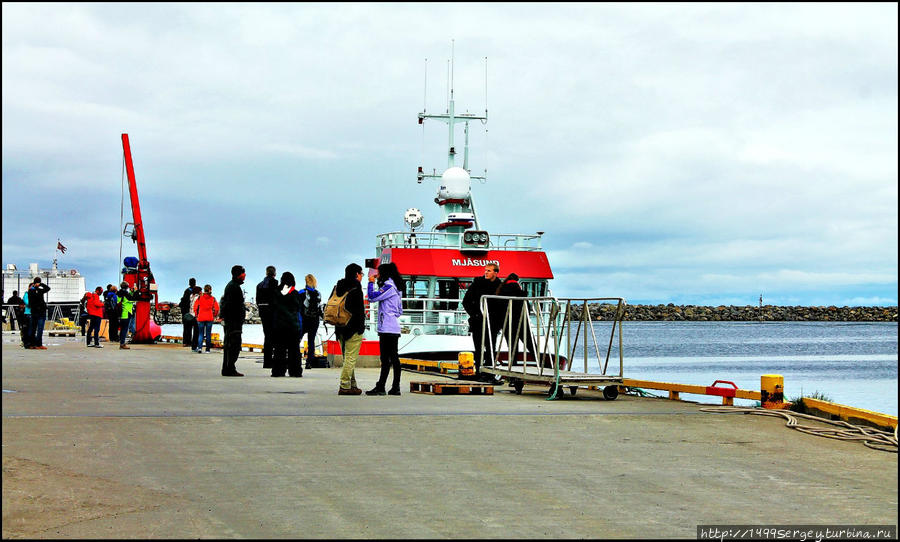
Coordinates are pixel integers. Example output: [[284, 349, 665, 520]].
[[479, 295, 626, 399]]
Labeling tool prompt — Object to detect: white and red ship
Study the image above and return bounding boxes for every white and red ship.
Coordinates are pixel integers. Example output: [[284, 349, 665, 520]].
[[325, 56, 555, 363]]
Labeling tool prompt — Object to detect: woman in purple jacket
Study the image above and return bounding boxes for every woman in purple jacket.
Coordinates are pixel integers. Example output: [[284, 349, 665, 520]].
[[365, 263, 405, 396]]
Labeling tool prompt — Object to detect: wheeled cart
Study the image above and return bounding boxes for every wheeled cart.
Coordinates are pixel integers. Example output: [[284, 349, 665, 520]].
[[478, 296, 626, 400]]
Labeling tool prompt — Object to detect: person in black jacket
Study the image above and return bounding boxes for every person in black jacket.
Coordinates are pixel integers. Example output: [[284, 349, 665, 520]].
[[104, 284, 119, 342], [333, 263, 365, 395], [179, 278, 197, 348], [77, 292, 89, 336], [7, 290, 24, 333], [27, 278, 51, 349], [255, 266, 278, 369], [461, 263, 502, 375], [220, 265, 246, 377], [496, 273, 538, 363], [271, 271, 303, 378]]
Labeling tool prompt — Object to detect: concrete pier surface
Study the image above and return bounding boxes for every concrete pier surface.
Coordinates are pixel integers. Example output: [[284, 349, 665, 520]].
[[3, 334, 897, 539]]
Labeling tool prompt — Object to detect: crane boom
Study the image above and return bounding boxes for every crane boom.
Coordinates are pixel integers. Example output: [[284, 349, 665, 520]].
[[120, 133, 160, 343]]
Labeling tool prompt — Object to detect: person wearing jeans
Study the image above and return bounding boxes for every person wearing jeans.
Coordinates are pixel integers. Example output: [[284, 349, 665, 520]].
[[85, 287, 105, 347], [117, 282, 135, 349], [193, 284, 219, 353]]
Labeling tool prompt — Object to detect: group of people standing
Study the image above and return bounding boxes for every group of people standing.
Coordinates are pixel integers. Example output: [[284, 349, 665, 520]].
[[178, 278, 220, 354], [198, 261, 530, 391], [79, 282, 137, 349], [255, 266, 323, 378], [9, 261, 528, 392], [6, 277, 51, 349], [207, 261, 405, 396]]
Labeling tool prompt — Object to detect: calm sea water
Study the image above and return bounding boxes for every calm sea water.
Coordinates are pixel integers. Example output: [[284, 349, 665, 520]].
[[161, 321, 898, 415], [580, 321, 898, 415]]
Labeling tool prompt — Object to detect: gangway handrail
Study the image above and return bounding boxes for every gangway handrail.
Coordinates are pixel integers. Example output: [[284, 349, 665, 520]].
[[478, 295, 626, 379]]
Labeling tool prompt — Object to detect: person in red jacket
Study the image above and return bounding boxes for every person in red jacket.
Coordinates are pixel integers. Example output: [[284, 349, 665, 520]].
[[192, 284, 220, 353], [85, 287, 106, 348]]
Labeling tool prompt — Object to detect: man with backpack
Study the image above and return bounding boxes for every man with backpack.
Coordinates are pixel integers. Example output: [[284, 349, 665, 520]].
[[299, 274, 323, 369], [325, 263, 365, 395], [255, 266, 278, 369], [104, 284, 119, 342]]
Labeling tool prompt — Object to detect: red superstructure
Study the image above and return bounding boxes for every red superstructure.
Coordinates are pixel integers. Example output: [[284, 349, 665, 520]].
[[378, 248, 553, 279]]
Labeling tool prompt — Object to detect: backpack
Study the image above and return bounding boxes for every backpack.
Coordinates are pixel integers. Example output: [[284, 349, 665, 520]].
[[104, 293, 118, 315], [323, 286, 352, 326], [179, 289, 191, 313], [302, 289, 320, 320]]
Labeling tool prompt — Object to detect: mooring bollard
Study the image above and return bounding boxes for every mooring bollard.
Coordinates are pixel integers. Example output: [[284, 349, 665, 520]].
[[761, 374, 784, 409], [458, 351, 475, 378]]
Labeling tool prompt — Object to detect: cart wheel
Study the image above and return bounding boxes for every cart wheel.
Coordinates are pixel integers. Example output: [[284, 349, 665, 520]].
[[513, 379, 524, 394], [548, 382, 561, 398], [569, 386, 578, 396], [602, 385, 619, 401]]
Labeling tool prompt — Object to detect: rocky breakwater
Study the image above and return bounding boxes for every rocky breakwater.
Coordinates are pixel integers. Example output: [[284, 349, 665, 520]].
[[152, 302, 262, 325], [571, 303, 898, 322]]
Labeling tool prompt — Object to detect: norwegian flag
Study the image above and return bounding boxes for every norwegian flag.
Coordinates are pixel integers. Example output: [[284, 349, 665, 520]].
[[57, 240, 67, 254]]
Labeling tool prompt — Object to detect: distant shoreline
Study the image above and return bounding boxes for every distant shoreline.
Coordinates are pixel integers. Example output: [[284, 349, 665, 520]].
[[577, 304, 899, 322]]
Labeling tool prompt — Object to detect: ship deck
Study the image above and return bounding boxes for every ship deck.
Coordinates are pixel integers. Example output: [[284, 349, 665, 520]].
[[2, 332, 897, 538]]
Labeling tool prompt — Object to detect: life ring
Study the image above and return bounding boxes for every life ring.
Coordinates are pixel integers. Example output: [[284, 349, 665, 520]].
[[70, 269, 77, 276]]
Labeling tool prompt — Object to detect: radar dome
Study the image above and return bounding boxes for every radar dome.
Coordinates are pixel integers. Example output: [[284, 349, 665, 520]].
[[438, 166, 471, 200]]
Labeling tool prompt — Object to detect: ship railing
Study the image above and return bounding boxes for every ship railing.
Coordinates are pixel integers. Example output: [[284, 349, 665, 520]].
[[375, 231, 543, 251], [479, 295, 626, 378], [368, 296, 471, 336]]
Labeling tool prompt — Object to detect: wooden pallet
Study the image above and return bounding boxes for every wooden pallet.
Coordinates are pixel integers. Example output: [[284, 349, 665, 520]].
[[49, 330, 76, 337], [410, 381, 494, 395]]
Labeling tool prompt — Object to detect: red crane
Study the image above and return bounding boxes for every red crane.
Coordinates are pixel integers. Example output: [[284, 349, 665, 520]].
[[120, 133, 161, 343]]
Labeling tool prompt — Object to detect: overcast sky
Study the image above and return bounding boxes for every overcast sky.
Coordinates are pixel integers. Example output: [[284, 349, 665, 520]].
[[2, 3, 897, 307]]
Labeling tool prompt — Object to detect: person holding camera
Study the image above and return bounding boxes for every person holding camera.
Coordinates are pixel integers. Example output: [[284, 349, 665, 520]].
[[27, 277, 51, 349], [365, 263, 405, 396]]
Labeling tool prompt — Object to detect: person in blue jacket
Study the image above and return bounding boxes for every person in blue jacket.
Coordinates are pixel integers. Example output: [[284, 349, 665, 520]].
[[365, 262, 405, 396], [298, 274, 323, 368]]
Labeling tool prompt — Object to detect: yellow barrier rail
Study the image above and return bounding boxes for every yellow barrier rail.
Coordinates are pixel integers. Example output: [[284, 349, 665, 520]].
[[620, 378, 762, 406], [802, 397, 898, 430]]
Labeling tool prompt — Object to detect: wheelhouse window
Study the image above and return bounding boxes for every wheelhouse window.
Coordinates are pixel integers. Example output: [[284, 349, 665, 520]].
[[521, 280, 547, 297], [403, 276, 431, 312], [436, 279, 460, 310]]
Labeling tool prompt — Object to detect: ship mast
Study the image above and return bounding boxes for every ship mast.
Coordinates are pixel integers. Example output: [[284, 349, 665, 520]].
[[417, 41, 487, 229]]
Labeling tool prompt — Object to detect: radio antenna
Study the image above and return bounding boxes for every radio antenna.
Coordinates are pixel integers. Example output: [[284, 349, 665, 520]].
[[484, 56, 488, 117], [450, 39, 455, 102], [422, 57, 427, 172]]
